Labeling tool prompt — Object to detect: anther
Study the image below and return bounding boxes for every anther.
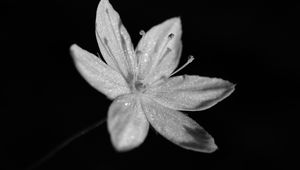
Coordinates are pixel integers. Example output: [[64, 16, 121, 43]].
[[139, 30, 145, 36], [157, 33, 175, 55], [168, 33, 175, 39]]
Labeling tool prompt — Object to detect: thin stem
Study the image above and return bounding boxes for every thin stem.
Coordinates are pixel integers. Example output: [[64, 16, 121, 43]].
[[26, 118, 107, 170]]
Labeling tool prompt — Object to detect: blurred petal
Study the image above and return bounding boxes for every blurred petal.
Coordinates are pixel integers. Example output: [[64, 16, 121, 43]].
[[142, 98, 217, 152], [108, 95, 149, 151], [136, 18, 182, 85], [70, 44, 130, 99], [147, 75, 235, 111], [96, 0, 135, 78]]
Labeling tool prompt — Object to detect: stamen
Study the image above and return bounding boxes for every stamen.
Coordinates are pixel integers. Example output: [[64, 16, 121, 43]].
[[156, 47, 172, 66], [101, 37, 125, 77], [120, 33, 132, 74], [169, 55, 194, 77], [135, 50, 142, 64], [151, 33, 175, 72], [157, 33, 175, 55]]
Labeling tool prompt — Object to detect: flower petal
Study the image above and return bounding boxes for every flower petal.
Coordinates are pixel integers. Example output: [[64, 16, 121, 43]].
[[136, 18, 182, 85], [95, 0, 135, 78], [147, 75, 235, 111], [108, 94, 149, 151], [71, 44, 130, 99], [141, 98, 217, 152]]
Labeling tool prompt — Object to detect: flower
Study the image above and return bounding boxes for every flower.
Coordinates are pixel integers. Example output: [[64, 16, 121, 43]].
[[70, 0, 235, 152]]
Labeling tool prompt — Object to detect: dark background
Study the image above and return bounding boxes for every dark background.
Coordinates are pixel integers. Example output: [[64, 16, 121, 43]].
[[2, 0, 298, 170]]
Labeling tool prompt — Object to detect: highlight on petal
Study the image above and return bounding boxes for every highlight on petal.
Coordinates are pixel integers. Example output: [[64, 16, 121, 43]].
[[146, 75, 235, 111], [136, 18, 182, 85], [95, 0, 136, 78], [108, 94, 149, 151], [70, 44, 130, 99], [141, 98, 217, 152]]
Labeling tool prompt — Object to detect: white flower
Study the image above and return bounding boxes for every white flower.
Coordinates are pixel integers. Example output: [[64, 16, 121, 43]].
[[70, 0, 235, 152]]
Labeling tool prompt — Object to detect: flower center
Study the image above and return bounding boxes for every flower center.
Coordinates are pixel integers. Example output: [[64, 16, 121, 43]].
[[134, 81, 146, 92], [126, 73, 147, 93]]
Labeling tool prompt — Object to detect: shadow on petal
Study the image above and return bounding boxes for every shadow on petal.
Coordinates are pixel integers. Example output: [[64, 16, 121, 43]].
[[179, 125, 218, 153], [193, 83, 236, 111]]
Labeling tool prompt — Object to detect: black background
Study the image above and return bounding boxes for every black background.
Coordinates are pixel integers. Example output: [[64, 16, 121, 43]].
[[2, 0, 298, 170]]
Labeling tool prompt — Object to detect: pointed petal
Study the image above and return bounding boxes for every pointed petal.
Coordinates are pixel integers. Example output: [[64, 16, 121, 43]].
[[141, 98, 217, 152], [95, 0, 135, 78], [71, 44, 130, 99], [136, 18, 182, 85], [147, 75, 235, 111], [108, 95, 149, 151]]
